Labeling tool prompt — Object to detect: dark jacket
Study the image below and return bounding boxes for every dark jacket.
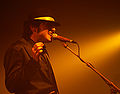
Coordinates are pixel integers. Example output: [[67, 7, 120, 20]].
[[4, 38, 58, 94]]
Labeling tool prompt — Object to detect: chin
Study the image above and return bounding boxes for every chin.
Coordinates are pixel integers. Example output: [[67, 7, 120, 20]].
[[45, 39, 52, 43], [48, 39, 52, 42]]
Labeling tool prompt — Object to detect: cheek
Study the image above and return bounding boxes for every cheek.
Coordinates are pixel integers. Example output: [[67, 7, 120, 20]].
[[43, 30, 49, 37], [38, 30, 50, 39], [45, 32, 51, 39]]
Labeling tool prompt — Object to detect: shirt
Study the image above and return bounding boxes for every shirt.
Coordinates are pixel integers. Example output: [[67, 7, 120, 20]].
[[4, 37, 58, 94]]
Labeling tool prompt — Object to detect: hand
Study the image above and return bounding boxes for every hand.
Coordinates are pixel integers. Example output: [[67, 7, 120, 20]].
[[32, 42, 44, 62]]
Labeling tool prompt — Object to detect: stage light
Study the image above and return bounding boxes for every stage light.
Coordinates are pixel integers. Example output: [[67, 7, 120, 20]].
[[83, 32, 120, 62]]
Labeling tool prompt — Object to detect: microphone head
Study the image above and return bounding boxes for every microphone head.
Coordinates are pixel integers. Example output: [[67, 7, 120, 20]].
[[52, 33, 77, 43], [52, 33, 58, 38]]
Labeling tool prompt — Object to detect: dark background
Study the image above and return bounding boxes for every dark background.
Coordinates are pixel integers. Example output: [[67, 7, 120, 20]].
[[0, 0, 120, 94]]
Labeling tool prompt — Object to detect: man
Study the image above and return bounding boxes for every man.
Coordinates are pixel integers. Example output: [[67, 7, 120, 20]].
[[4, 10, 60, 94]]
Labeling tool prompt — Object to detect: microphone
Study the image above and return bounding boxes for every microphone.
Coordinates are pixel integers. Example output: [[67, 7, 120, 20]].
[[52, 33, 76, 43]]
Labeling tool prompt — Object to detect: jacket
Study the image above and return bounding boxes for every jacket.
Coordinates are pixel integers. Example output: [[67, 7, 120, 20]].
[[4, 38, 58, 94]]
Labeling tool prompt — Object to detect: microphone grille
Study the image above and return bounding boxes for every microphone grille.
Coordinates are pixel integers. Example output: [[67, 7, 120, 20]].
[[52, 33, 58, 38]]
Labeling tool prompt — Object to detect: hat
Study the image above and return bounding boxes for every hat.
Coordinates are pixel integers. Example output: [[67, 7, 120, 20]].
[[27, 8, 60, 26]]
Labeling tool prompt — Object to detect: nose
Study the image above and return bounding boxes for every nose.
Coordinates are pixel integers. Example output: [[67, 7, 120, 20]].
[[52, 28, 56, 31]]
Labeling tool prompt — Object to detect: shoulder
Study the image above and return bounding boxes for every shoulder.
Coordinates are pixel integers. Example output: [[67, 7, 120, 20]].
[[4, 39, 25, 64], [5, 38, 27, 55], [4, 38, 33, 61]]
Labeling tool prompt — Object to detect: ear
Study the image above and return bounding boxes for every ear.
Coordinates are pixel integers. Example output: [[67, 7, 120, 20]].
[[30, 25, 38, 33]]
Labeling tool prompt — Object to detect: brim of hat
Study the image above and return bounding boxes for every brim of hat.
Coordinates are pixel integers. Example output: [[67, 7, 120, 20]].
[[34, 20, 61, 26]]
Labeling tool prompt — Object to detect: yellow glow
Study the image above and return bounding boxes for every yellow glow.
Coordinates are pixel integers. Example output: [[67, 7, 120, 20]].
[[82, 32, 120, 62], [34, 17, 55, 22]]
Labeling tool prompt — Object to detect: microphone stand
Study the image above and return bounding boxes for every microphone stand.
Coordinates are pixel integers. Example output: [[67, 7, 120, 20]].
[[63, 43, 120, 94]]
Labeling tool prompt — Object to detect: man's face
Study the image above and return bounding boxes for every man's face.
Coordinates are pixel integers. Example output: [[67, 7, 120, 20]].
[[36, 22, 56, 43]]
